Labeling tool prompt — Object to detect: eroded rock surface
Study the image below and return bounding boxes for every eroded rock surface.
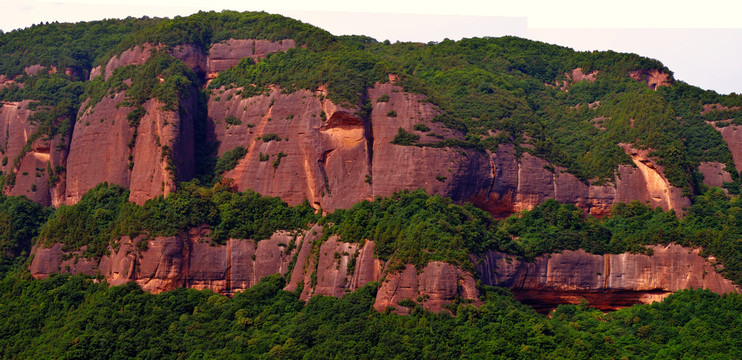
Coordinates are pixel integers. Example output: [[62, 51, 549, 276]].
[[5, 41, 696, 220], [373, 262, 480, 314], [0, 100, 67, 206], [31, 224, 739, 313], [698, 161, 733, 189], [206, 39, 295, 79], [476, 244, 740, 311], [65, 90, 195, 205], [629, 69, 672, 90]]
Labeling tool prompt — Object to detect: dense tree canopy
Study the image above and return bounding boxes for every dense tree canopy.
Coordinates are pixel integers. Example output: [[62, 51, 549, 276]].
[[0, 272, 740, 359]]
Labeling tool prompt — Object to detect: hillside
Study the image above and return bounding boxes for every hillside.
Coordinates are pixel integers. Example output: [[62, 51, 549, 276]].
[[1, 10, 742, 358]]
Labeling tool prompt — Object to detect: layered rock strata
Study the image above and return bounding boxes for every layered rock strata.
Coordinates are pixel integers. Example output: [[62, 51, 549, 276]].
[[2, 40, 708, 219]]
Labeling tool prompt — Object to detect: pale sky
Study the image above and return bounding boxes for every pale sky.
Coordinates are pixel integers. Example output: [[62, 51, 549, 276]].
[[2, 0, 741, 94]]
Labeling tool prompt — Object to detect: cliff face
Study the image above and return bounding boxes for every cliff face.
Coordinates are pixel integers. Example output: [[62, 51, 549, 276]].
[[698, 161, 733, 189], [11, 39, 739, 313], [65, 90, 195, 205], [476, 244, 740, 311], [208, 86, 372, 211], [91, 39, 295, 81], [208, 82, 691, 216], [30, 226, 480, 313], [0, 100, 67, 206], [2, 39, 696, 217], [31, 229, 738, 312], [713, 124, 742, 172], [205, 39, 295, 79]]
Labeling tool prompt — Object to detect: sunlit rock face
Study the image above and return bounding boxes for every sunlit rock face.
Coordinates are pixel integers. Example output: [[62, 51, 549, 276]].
[[475, 244, 740, 311]]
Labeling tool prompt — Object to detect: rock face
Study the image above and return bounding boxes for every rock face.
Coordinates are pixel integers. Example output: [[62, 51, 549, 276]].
[[476, 244, 740, 311], [698, 161, 733, 189], [4, 39, 695, 219], [65, 91, 195, 205], [207, 81, 691, 216], [206, 39, 295, 79], [93, 40, 295, 81], [0, 100, 67, 206], [30, 226, 480, 312], [32, 227, 301, 294], [373, 262, 480, 314], [712, 124, 742, 173], [32, 229, 736, 313], [629, 69, 672, 90], [208, 86, 374, 211]]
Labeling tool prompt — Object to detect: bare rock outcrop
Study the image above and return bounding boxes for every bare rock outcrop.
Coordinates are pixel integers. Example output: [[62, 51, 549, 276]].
[[711, 124, 742, 172], [616, 144, 690, 212], [373, 262, 480, 314], [476, 244, 740, 311], [210, 87, 373, 211], [64, 89, 195, 205], [206, 39, 295, 79], [31, 225, 739, 313], [698, 161, 733, 189], [210, 82, 690, 217], [103, 44, 158, 80], [32, 227, 302, 295], [30, 227, 478, 313], [629, 69, 672, 90], [549, 68, 598, 90], [367, 83, 491, 205], [0, 100, 67, 206], [468, 145, 689, 218], [96, 39, 294, 81]]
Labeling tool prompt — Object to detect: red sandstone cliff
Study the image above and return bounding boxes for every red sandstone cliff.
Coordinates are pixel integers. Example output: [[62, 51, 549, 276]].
[[208, 82, 692, 216], [64, 90, 195, 205], [2, 40, 696, 218], [629, 69, 672, 90], [91, 39, 295, 81], [476, 244, 740, 311], [0, 100, 67, 206], [30, 226, 738, 312], [30, 225, 481, 313]]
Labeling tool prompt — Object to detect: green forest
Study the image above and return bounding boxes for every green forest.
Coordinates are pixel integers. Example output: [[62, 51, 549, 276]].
[[3, 10, 742, 358], [3, 184, 742, 358], [1, 272, 740, 359]]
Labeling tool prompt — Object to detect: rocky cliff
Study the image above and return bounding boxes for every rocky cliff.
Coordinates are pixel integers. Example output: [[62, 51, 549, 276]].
[[30, 226, 481, 313], [476, 244, 739, 311], [206, 80, 694, 216], [65, 91, 196, 205], [2, 39, 727, 217], [0, 100, 67, 206], [11, 36, 742, 314], [30, 227, 739, 312]]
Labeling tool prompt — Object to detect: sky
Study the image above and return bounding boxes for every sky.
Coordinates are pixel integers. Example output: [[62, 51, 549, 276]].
[[2, 0, 740, 94]]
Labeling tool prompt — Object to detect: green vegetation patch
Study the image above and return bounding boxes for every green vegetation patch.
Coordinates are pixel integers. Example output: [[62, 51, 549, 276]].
[[37, 182, 318, 258], [83, 51, 196, 112], [212, 146, 248, 176], [0, 194, 50, 275], [323, 189, 498, 271]]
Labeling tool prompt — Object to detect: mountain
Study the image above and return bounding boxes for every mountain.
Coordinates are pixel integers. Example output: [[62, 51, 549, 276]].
[[2, 10, 742, 314]]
